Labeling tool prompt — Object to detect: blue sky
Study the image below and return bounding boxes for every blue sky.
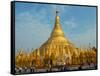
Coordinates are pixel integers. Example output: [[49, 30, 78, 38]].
[[15, 2, 96, 52]]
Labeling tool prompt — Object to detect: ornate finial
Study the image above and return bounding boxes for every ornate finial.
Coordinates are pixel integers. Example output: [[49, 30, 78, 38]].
[[56, 10, 59, 16]]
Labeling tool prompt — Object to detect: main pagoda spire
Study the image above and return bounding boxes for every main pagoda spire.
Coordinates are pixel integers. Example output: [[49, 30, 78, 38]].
[[37, 10, 77, 64], [51, 11, 65, 38]]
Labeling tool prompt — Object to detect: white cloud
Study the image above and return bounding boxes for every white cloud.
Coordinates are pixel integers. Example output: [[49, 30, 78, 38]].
[[15, 11, 52, 51], [61, 17, 96, 48], [46, 4, 70, 17], [70, 25, 96, 48], [63, 18, 77, 30]]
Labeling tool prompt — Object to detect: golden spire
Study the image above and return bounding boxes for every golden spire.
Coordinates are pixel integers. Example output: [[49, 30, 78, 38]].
[[51, 11, 64, 38]]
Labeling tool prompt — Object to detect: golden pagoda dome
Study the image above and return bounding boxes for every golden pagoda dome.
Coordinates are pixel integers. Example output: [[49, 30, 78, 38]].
[[41, 11, 71, 47], [34, 11, 78, 65]]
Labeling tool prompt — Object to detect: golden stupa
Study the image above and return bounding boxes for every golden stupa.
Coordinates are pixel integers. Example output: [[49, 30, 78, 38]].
[[34, 11, 79, 66]]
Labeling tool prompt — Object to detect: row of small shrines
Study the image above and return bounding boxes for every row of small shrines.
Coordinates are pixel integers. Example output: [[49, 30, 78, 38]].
[[15, 47, 96, 68]]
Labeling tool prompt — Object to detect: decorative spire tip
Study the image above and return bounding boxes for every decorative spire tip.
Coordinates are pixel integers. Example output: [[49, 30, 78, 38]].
[[56, 10, 59, 15]]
